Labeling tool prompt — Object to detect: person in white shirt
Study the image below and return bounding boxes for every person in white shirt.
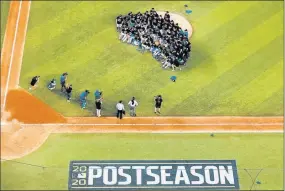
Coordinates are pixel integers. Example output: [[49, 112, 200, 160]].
[[128, 97, 139, 117], [116, 100, 125, 119]]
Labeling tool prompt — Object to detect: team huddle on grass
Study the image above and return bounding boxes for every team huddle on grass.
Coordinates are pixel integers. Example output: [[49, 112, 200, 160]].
[[116, 8, 191, 71], [29, 74, 163, 119]]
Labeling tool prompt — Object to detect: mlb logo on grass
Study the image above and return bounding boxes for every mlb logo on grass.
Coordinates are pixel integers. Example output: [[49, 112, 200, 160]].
[[68, 160, 239, 190]]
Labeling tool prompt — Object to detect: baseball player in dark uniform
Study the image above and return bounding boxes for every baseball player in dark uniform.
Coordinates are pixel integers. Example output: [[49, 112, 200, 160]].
[[95, 98, 102, 117], [29, 76, 40, 90], [154, 95, 163, 114], [66, 84, 72, 102]]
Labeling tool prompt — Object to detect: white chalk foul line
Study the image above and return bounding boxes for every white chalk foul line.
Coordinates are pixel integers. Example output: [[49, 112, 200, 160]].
[[15, 1, 31, 88], [2, 1, 23, 111], [15, 123, 284, 126], [53, 130, 284, 134]]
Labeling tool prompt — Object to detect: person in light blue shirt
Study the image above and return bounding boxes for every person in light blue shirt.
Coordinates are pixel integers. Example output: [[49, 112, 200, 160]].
[[60, 72, 68, 92], [94, 90, 102, 101], [80, 90, 90, 109], [184, 29, 189, 38], [170, 76, 177, 82]]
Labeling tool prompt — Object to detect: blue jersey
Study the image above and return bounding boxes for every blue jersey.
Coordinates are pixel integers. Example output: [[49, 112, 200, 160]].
[[80, 92, 87, 100], [94, 90, 101, 99], [60, 75, 65, 83], [170, 76, 177, 81]]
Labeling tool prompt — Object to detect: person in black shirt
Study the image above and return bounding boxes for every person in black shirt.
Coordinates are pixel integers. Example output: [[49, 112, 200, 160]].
[[154, 95, 163, 114], [66, 84, 72, 102], [29, 76, 40, 90], [116, 16, 123, 31], [95, 98, 102, 117], [172, 57, 181, 71]]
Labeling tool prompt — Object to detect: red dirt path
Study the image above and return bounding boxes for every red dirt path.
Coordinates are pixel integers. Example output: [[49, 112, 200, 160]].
[[0, 1, 283, 160]]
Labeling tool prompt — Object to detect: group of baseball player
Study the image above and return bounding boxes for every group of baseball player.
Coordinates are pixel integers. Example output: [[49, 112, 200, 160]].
[[29, 74, 163, 119]]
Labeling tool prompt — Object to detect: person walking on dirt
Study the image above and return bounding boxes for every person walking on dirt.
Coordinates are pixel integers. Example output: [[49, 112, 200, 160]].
[[154, 95, 163, 114], [60, 72, 68, 92], [29, 76, 40, 90], [66, 84, 72, 102], [128, 97, 139, 117], [116, 100, 125, 119]]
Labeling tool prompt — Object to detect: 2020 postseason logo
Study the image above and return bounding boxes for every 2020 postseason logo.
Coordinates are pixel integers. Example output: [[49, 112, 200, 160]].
[[68, 160, 239, 190]]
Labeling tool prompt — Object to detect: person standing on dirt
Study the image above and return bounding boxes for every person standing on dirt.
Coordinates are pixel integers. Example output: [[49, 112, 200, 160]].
[[154, 95, 163, 114], [60, 72, 68, 92], [66, 84, 72, 102], [29, 76, 40, 90], [116, 100, 125, 119], [128, 97, 139, 117]]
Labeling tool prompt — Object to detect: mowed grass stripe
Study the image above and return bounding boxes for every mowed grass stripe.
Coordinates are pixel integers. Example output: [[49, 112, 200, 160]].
[[189, 1, 282, 67], [92, 51, 158, 97], [21, 27, 116, 80], [159, 10, 283, 113], [169, 35, 283, 115], [191, 1, 258, 39], [27, 2, 81, 29], [252, 88, 283, 116], [22, 11, 117, 73], [26, 2, 118, 49], [209, 60, 283, 115], [71, 44, 154, 93]]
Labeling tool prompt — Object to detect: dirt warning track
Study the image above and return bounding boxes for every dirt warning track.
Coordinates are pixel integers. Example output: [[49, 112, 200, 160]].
[[0, 1, 283, 160]]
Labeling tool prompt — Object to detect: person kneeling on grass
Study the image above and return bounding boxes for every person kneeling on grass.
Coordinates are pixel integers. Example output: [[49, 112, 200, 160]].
[[80, 90, 90, 109], [119, 30, 127, 42], [172, 58, 181, 71], [47, 79, 56, 90]]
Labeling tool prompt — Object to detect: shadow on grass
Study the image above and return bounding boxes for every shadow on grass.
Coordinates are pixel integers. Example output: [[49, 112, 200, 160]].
[[184, 42, 213, 70], [45, 79, 119, 116]]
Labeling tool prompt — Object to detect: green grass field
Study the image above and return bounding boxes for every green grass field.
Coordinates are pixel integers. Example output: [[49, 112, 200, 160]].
[[19, 1, 283, 117], [1, 2, 283, 190], [0, 1, 9, 49], [1, 133, 283, 190]]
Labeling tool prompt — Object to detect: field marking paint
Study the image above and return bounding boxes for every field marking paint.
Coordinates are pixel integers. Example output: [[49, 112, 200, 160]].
[[67, 116, 284, 119], [55, 130, 283, 134], [71, 186, 235, 189], [16, 123, 284, 126], [72, 162, 233, 165], [0, 2, 13, 65], [2, 1, 23, 111], [15, 1, 31, 88]]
